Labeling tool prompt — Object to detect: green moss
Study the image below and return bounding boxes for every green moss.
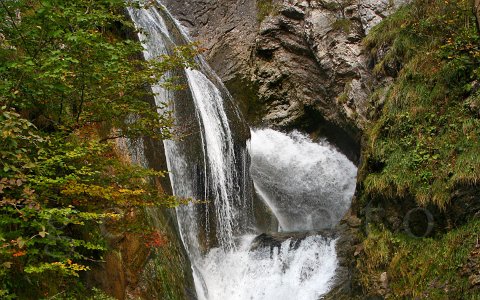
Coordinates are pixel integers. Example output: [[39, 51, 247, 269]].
[[358, 219, 480, 299], [225, 76, 263, 126], [337, 91, 349, 105], [332, 18, 353, 33], [361, 0, 480, 208], [257, 0, 278, 22], [337, 81, 353, 105], [140, 208, 194, 300]]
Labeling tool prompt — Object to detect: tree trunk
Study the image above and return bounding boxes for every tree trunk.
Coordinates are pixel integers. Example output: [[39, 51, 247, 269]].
[[475, 0, 480, 33]]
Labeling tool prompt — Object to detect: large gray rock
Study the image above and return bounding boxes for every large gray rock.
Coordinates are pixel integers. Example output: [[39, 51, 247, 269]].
[[249, 230, 337, 252], [252, 0, 408, 130], [250, 1, 368, 162], [359, 0, 410, 34]]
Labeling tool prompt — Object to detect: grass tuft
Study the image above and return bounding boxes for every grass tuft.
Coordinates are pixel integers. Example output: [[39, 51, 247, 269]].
[[257, 0, 278, 22]]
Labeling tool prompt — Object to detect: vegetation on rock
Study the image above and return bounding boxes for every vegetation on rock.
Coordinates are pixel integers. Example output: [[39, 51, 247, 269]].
[[357, 0, 480, 298], [257, 0, 279, 22], [361, 0, 480, 207], [359, 219, 480, 299]]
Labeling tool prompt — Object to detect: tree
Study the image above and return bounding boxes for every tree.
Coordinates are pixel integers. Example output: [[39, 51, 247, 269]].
[[0, 0, 196, 297], [474, 0, 480, 32]]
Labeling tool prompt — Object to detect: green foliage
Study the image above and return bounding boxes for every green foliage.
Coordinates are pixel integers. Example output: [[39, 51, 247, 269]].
[[332, 18, 353, 33], [358, 219, 480, 299], [0, 0, 195, 138], [361, 0, 480, 208], [257, 0, 278, 22], [357, 1, 480, 297], [0, 0, 197, 298], [0, 109, 185, 298]]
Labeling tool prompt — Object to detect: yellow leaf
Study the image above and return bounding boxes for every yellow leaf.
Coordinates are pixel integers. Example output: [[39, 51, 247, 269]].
[[16, 237, 25, 249]]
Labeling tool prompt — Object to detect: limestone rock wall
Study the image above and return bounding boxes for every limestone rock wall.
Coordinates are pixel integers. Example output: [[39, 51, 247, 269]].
[[359, 0, 410, 34], [162, 0, 409, 163], [161, 0, 258, 83]]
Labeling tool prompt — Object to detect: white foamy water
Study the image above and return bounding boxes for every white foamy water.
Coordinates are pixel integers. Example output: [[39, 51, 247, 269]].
[[192, 129, 357, 300], [250, 129, 357, 231], [185, 68, 238, 249], [195, 235, 338, 300]]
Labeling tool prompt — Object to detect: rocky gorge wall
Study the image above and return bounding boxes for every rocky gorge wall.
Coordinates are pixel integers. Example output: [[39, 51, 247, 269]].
[[96, 1, 479, 299], [89, 137, 196, 300], [162, 0, 408, 163]]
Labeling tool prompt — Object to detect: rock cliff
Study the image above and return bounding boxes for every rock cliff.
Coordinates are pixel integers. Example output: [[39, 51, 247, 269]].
[[162, 0, 408, 163]]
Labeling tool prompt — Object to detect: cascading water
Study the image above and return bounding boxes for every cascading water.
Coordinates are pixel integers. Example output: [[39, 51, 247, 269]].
[[197, 234, 338, 300], [194, 129, 357, 300], [128, 2, 358, 299], [184, 68, 239, 249], [128, 2, 253, 297], [250, 129, 357, 231]]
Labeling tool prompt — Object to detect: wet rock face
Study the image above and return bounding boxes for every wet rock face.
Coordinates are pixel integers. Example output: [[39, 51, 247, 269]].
[[253, 1, 368, 162], [251, 0, 409, 158], [88, 209, 196, 300], [160, 0, 258, 83], [249, 231, 337, 256]]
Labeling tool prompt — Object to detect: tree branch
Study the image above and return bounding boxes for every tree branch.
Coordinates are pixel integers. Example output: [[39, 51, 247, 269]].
[[0, 1, 34, 58]]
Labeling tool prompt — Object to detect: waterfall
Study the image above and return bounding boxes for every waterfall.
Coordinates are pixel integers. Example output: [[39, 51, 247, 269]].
[[128, 0, 252, 253], [250, 129, 357, 231], [184, 68, 239, 249], [128, 2, 358, 299], [197, 234, 338, 300]]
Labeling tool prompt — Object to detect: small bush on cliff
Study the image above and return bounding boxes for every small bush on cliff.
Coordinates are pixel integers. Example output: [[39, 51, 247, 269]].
[[0, 0, 195, 298]]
